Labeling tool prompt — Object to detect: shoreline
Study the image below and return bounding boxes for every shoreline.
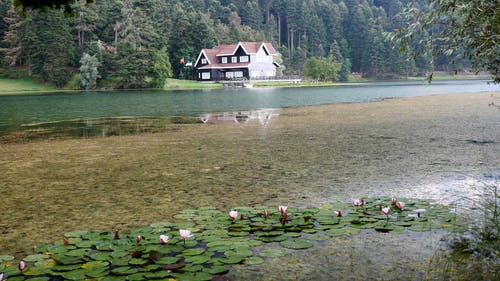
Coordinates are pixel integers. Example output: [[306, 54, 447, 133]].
[[0, 76, 494, 96]]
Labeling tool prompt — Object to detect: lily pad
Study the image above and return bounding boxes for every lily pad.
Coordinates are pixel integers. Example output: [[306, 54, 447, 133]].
[[184, 255, 210, 264], [182, 248, 206, 256], [155, 256, 180, 265], [280, 239, 313, 249], [23, 254, 50, 262], [0, 255, 15, 262], [259, 248, 287, 258], [110, 266, 139, 275], [207, 265, 230, 274]]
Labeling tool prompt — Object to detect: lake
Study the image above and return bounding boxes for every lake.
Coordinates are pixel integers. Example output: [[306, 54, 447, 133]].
[[0, 81, 498, 280], [0, 80, 498, 135]]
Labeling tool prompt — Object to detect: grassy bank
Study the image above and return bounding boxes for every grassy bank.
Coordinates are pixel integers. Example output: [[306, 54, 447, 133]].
[[164, 78, 223, 90], [0, 77, 54, 94]]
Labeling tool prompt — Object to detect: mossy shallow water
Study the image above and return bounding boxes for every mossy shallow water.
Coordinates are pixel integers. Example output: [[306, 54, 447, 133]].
[[0, 197, 465, 280]]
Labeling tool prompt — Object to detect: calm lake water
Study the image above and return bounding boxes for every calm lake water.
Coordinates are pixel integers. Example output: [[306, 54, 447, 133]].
[[0, 80, 498, 133]]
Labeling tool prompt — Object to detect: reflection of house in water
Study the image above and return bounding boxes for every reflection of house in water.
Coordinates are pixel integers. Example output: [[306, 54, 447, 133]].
[[200, 109, 278, 126]]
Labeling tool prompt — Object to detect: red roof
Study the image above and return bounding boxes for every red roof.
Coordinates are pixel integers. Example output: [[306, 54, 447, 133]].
[[196, 42, 277, 70]]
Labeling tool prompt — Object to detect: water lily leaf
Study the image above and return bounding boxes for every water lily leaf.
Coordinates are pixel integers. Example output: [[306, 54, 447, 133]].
[[172, 271, 213, 281], [256, 235, 288, 243], [61, 269, 87, 280], [65, 248, 88, 257], [181, 264, 204, 272], [253, 230, 284, 237], [224, 249, 253, 258], [23, 254, 50, 262], [284, 232, 302, 238], [143, 270, 171, 279], [138, 264, 161, 272], [111, 266, 139, 275], [102, 276, 129, 281], [280, 239, 313, 249], [155, 256, 180, 265], [228, 231, 250, 237], [207, 265, 230, 274], [0, 255, 15, 262], [259, 248, 287, 258], [182, 248, 205, 256], [217, 255, 245, 264], [19, 265, 52, 276], [51, 264, 82, 272], [125, 273, 146, 281], [89, 252, 111, 261], [51, 254, 84, 265], [128, 258, 148, 266], [109, 258, 130, 266], [184, 255, 210, 264]]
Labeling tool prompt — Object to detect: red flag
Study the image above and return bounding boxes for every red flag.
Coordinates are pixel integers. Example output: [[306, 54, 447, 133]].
[[180, 57, 184, 65]]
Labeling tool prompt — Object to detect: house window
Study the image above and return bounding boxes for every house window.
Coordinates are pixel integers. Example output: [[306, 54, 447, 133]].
[[221, 57, 227, 64], [226, 71, 244, 79], [201, 58, 207, 64], [240, 56, 249, 63], [201, 72, 211, 80], [231, 56, 238, 63]]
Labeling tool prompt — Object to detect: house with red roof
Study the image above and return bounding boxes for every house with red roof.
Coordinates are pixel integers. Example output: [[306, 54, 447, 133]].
[[194, 42, 279, 81]]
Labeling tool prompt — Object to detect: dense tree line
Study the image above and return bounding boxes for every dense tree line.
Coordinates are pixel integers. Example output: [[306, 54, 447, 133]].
[[0, 0, 472, 88]]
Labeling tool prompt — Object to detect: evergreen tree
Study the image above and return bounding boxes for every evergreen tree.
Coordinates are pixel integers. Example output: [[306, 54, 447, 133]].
[[0, 4, 22, 66], [151, 47, 172, 88]]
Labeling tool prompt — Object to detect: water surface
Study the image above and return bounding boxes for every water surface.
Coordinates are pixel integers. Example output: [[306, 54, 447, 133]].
[[0, 80, 497, 132]]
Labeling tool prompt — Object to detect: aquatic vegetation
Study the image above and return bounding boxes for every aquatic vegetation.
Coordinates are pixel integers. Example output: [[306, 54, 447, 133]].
[[0, 197, 465, 280]]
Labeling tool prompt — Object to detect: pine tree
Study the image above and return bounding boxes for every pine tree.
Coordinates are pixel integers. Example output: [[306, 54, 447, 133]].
[[0, 4, 22, 66]]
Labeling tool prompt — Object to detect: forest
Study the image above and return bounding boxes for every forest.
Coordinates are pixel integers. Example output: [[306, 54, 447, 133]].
[[0, 0, 472, 89]]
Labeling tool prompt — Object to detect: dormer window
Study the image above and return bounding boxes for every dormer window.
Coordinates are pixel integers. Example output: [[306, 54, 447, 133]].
[[201, 58, 207, 64], [221, 57, 227, 64]]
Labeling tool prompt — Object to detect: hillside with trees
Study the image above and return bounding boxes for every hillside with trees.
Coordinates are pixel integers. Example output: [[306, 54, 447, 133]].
[[0, 0, 475, 89]]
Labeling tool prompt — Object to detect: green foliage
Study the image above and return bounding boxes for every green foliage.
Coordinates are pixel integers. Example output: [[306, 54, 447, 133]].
[[304, 57, 340, 81], [79, 53, 100, 90], [151, 47, 172, 88], [1, 0, 486, 88], [387, 0, 499, 82]]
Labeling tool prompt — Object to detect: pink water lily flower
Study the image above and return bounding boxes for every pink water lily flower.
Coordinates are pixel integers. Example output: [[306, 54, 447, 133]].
[[391, 197, 397, 205], [263, 210, 269, 218], [159, 235, 169, 244], [179, 229, 193, 239], [229, 210, 238, 220], [19, 260, 26, 271], [0, 273, 4, 281], [335, 210, 344, 217], [136, 235, 143, 243], [278, 206, 288, 215], [396, 201, 405, 210], [353, 199, 362, 207], [381, 206, 391, 215]]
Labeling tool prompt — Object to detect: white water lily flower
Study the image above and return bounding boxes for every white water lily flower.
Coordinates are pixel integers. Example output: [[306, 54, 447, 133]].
[[159, 234, 169, 244], [229, 210, 238, 220]]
